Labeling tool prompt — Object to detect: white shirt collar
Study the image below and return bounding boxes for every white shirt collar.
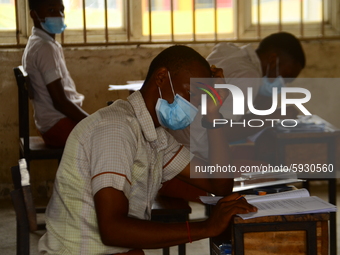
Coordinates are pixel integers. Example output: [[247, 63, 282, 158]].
[[31, 27, 56, 42]]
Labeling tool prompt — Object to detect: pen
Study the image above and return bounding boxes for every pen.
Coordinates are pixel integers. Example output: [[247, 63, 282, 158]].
[[236, 195, 245, 200]]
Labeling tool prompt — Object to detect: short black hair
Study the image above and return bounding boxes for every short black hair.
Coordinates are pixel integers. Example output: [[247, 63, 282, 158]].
[[144, 45, 210, 83], [257, 32, 306, 68], [29, 0, 62, 10], [28, 0, 44, 10]]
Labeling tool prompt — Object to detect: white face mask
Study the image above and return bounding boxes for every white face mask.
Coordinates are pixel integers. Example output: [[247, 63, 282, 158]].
[[258, 58, 285, 97]]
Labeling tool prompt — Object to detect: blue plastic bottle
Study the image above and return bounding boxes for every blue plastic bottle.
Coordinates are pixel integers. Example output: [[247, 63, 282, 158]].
[[219, 243, 232, 255]]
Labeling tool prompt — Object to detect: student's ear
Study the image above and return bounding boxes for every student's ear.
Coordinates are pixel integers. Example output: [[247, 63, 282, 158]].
[[154, 67, 169, 90], [30, 10, 38, 20]]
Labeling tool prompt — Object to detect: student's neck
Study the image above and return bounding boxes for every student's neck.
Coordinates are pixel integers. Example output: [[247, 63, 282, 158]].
[[35, 26, 56, 40], [140, 86, 161, 128]]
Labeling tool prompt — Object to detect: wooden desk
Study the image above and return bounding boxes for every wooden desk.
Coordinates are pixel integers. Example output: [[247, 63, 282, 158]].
[[151, 194, 192, 255], [211, 213, 329, 255], [255, 115, 339, 254]]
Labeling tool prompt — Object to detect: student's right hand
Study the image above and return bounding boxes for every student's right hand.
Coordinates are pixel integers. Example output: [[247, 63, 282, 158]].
[[205, 193, 257, 237]]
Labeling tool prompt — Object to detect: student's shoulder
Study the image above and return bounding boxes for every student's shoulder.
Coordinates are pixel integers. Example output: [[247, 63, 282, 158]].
[[207, 42, 240, 58], [26, 35, 59, 57], [72, 101, 138, 142], [97, 100, 138, 129]]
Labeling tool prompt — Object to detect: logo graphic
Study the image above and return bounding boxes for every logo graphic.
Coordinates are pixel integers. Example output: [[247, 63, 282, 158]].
[[196, 82, 222, 115], [201, 84, 312, 116]]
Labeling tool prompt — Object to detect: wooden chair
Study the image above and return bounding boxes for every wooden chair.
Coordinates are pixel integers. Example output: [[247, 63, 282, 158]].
[[13, 66, 64, 171], [10, 162, 46, 255]]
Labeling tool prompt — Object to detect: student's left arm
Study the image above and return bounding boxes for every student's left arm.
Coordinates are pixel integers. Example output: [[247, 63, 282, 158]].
[[47, 78, 89, 122], [177, 66, 234, 196], [176, 130, 234, 196]]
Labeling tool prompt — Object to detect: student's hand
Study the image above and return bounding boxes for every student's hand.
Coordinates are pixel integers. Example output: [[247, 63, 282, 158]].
[[205, 193, 257, 237], [211, 65, 224, 79]]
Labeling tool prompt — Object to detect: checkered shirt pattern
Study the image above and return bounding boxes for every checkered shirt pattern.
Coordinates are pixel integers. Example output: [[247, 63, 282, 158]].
[[38, 91, 193, 254]]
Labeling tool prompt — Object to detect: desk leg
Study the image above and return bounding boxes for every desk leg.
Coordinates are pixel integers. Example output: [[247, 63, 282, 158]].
[[328, 138, 337, 255], [178, 244, 186, 255], [162, 247, 169, 255], [329, 179, 337, 255]]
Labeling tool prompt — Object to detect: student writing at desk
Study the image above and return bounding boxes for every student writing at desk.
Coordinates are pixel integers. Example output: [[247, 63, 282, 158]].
[[22, 0, 89, 148], [38, 45, 257, 255]]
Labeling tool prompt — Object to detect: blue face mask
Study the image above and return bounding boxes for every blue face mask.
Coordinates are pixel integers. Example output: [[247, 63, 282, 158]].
[[258, 58, 285, 97], [155, 72, 198, 130], [35, 12, 66, 34], [41, 17, 66, 34]]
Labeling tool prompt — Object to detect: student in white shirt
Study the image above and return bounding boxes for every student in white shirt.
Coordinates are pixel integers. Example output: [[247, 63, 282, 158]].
[[161, 32, 305, 201], [22, 0, 89, 148], [38, 45, 257, 255]]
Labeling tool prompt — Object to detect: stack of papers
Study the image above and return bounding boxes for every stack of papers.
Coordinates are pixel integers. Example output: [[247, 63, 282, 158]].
[[200, 188, 336, 220]]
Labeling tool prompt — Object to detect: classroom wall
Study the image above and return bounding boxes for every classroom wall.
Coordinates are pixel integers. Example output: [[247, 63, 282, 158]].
[[1, 40, 340, 199]]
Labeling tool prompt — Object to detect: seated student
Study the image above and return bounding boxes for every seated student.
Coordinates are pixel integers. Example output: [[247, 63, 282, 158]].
[[160, 32, 306, 201], [22, 0, 89, 148], [169, 32, 306, 158], [38, 45, 257, 255]]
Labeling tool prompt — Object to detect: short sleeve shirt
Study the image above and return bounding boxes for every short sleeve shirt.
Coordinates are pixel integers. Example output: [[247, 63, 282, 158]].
[[22, 27, 84, 133], [38, 91, 193, 254]]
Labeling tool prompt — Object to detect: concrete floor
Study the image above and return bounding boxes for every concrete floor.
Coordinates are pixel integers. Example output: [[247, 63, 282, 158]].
[[0, 181, 339, 255]]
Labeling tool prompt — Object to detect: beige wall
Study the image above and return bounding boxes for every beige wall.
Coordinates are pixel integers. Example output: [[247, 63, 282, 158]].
[[1, 41, 340, 199]]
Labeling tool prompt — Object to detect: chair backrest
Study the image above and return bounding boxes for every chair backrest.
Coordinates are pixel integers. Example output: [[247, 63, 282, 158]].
[[13, 66, 32, 158], [13, 66, 64, 171]]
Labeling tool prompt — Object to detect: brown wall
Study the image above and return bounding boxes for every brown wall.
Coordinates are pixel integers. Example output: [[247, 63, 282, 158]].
[[0, 41, 339, 199]]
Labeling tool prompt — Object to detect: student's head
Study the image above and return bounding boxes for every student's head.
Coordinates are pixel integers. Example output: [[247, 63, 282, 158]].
[[256, 32, 305, 80], [143, 45, 211, 103], [29, 0, 65, 35], [141, 45, 212, 128]]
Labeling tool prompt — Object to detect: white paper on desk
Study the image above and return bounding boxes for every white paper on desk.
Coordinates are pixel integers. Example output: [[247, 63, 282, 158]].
[[126, 80, 144, 84], [199, 188, 309, 205], [200, 196, 221, 205], [108, 83, 143, 91], [238, 196, 337, 220], [244, 188, 310, 203], [233, 178, 304, 192]]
